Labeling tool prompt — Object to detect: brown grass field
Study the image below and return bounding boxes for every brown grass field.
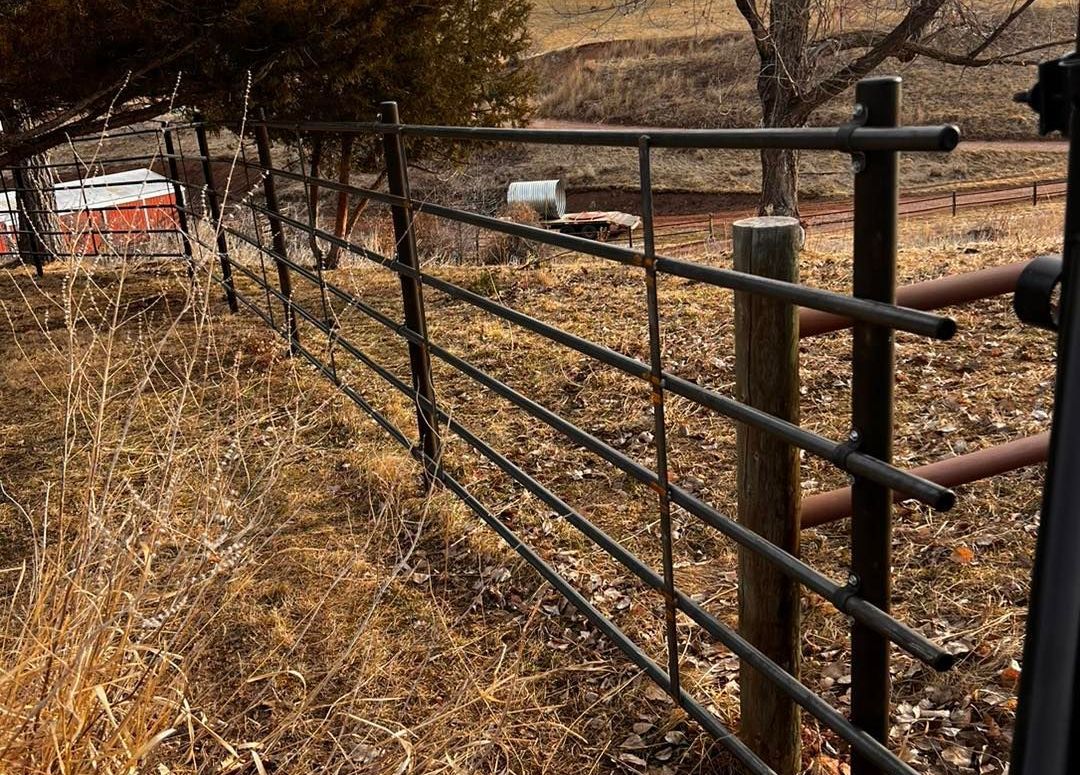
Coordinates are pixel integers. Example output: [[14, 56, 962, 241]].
[[0, 196, 1061, 773]]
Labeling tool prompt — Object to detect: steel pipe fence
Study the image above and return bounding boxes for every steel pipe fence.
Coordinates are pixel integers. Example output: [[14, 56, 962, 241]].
[[176, 79, 966, 775], [5, 80, 981, 774], [195, 82, 964, 775]]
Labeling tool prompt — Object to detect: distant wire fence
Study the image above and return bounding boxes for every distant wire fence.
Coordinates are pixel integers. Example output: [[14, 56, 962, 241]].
[[626, 176, 1069, 257], [807, 177, 1068, 228], [0, 81, 1053, 775]]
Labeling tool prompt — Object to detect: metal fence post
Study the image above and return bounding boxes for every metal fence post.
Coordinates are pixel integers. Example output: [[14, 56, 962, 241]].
[[734, 215, 802, 775], [193, 113, 238, 313], [951, 190, 957, 217], [638, 137, 682, 703], [161, 123, 196, 275], [850, 76, 901, 775], [254, 115, 301, 355], [1033, 181, 1039, 207], [379, 101, 442, 472]]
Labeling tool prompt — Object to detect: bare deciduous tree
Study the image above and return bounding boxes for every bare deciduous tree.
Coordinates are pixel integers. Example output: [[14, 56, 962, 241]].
[[560, 1, 1071, 215]]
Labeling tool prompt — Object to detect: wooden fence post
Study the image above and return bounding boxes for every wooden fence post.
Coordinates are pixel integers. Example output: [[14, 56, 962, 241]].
[[734, 215, 802, 775]]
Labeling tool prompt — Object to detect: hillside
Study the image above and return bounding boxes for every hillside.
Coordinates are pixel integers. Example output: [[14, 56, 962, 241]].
[[527, 3, 1077, 140]]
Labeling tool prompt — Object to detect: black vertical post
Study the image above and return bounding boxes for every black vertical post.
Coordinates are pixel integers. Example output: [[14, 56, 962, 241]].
[[194, 113, 238, 313], [951, 190, 957, 217], [850, 76, 900, 775], [1011, 52, 1080, 775], [11, 164, 44, 276], [1033, 181, 1039, 207], [638, 136, 681, 699], [161, 123, 195, 275], [254, 115, 300, 355], [379, 101, 441, 472]]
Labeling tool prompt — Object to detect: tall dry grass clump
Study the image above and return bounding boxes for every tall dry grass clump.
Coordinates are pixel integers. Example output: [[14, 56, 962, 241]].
[[0, 251, 320, 773]]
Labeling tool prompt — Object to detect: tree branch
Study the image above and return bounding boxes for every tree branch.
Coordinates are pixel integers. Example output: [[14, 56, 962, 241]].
[[734, 0, 771, 61], [1, 40, 196, 150], [793, 0, 947, 121], [966, 0, 1037, 59], [899, 37, 1073, 68], [0, 101, 171, 166]]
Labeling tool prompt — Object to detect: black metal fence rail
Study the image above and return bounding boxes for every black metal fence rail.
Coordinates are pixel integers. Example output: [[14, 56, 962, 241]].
[[2, 79, 967, 775]]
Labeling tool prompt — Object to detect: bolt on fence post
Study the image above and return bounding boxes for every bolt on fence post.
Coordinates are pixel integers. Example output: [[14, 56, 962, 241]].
[[850, 76, 901, 775], [734, 214, 803, 775], [194, 113, 238, 313], [254, 114, 300, 355], [161, 123, 196, 276], [379, 101, 442, 475]]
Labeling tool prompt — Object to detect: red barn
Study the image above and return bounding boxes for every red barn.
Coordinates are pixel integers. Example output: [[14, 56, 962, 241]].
[[0, 168, 177, 257]]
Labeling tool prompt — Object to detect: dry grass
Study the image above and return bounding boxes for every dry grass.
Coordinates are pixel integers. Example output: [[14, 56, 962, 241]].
[[529, 0, 746, 53], [0, 253, 747, 772]]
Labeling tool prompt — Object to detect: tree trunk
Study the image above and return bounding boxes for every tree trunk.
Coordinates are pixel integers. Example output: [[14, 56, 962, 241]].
[[759, 147, 799, 217], [324, 136, 354, 270], [754, 0, 809, 217], [3, 106, 59, 268]]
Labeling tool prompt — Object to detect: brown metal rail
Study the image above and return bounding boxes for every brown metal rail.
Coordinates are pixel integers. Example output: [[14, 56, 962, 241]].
[[800, 260, 1029, 337], [804, 432, 1050, 528]]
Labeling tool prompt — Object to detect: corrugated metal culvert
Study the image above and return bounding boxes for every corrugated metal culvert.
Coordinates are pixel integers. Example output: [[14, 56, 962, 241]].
[[506, 179, 566, 219]]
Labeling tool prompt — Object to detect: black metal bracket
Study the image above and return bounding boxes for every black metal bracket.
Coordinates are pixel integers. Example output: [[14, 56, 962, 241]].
[[842, 102, 869, 172], [1015, 254, 1064, 331], [1014, 52, 1080, 138]]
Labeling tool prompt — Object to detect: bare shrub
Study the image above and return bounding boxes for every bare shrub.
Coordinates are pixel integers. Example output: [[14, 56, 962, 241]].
[[479, 201, 541, 265]]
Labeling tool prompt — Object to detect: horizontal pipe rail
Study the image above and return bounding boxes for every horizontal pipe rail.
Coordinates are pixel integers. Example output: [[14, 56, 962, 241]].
[[215, 235, 953, 669], [804, 432, 1050, 528], [220, 266, 778, 773], [7, 153, 195, 172], [235, 201, 954, 508], [255, 119, 960, 153], [409, 200, 955, 339], [235, 163, 956, 340], [800, 261, 1030, 337]]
